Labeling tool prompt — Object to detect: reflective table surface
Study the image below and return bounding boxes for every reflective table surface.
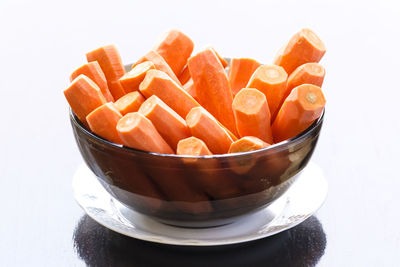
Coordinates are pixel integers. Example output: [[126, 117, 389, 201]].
[[1, 0, 399, 266]]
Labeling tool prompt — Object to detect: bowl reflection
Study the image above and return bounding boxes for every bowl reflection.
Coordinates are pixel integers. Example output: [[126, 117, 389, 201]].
[[73, 215, 326, 267]]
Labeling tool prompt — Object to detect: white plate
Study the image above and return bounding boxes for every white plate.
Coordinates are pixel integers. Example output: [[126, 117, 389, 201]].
[[73, 161, 327, 246]]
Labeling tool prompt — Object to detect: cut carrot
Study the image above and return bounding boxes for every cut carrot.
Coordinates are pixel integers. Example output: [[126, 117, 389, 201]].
[[86, 45, 126, 81], [229, 136, 270, 153], [178, 49, 227, 85], [273, 28, 326, 74], [228, 136, 270, 175], [183, 79, 197, 100], [139, 69, 200, 118], [232, 88, 273, 143], [284, 62, 325, 101], [86, 103, 123, 144], [186, 107, 233, 154], [188, 48, 237, 135], [272, 84, 326, 142], [154, 29, 194, 76], [208, 47, 228, 68], [228, 58, 261, 96], [119, 61, 155, 93], [144, 166, 212, 214], [116, 112, 174, 154], [178, 64, 191, 85], [139, 95, 191, 150], [133, 50, 182, 86], [107, 79, 126, 100], [64, 75, 106, 124], [177, 137, 212, 156], [86, 45, 126, 100], [70, 61, 114, 102], [114, 91, 145, 115], [246, 64, 288, 119], [177, 137, 241, 199]]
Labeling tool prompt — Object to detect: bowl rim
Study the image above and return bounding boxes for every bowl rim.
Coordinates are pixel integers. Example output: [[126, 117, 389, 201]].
[[70, 108, 324, 159]]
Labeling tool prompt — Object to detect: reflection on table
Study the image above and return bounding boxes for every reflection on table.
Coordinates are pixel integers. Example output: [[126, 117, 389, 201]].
[[73, 215, 326, 267]]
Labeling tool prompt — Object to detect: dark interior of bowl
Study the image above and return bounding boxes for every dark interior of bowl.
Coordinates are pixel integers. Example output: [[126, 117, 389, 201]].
[[70, 107, 323, 227]]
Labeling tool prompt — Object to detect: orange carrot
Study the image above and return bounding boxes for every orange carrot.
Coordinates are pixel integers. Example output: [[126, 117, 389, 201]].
[[183, 78, 197, 100], [70, 61, 114, 102], [188, 48, 237, 135], [209, 47, 228, 68], [86, 103, 123, 144], [139, 95, 191, 150], [178, 64, 191, 85], [64, 75, 106, 124], [246, 64, 288, 119], [86, 45, 126, 99], [177, 137, 212, 156], [139, 69, 200, 118], [273, 28, 326, 74], [153, 29, 194, 76], [228, 58, 261, 96], [144, 166, 212, 215], [179, 49, 227, 85], [272, 84, 326, 142], [114, 91, 145, 115], [232, 88, 273, 143], [284, 62, 325, 101], [119, 61, 155, 93], [117, 112, 174, 154], [228, 136, 270, 153], [86, 45, 126, 81], [177, 137, 241, 199], [186, 107, 233, 154], [133, 50, 182, 86], [107, 79, 126, 100]]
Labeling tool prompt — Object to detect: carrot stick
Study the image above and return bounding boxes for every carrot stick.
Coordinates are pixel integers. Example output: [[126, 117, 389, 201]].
[[186, 107, 233, 154], [273, 28, 326, 74], [119, 61, 155, 93], [228, 136, 270, 153], [86, 103, 123, 144], [107, 79, 126, 100], [228, 58, 261, 96], [86, 45, 126, 99], [272, 84, 326, 142], [64, 75, 106, 124], [183, 78, 197, 100], [177, 137, 241, 199], [133, 50, 182, 86], [139, 69, 200, 118], [111, 162, 164, 213], [178, 64, 191, 85], [153, 29, 194, 76], [284, 62, 325, 101], [177, 137, 212, 156], [228, 136, 270, 175], [232, 88, 273, 143], [208, 47, 228, 68], [188, 48, 237, 135], [86, 45, 126, 81], [144, 165, 212, 215], [139, 95, 191, 151], [116, 112, 174, 154], [114, 91, 145, 115], [70, 61, 114, 102], [246, 64, 288, 119]]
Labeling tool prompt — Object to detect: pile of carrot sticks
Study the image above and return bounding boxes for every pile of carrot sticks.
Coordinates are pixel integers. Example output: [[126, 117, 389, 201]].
[[64, 29, 326, 155]]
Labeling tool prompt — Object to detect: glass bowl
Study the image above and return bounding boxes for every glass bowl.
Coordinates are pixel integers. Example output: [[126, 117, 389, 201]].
[[70, 106, 324, 227]]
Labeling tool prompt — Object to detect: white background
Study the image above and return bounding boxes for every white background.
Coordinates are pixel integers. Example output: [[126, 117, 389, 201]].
[[0, 0, 399, 266]]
